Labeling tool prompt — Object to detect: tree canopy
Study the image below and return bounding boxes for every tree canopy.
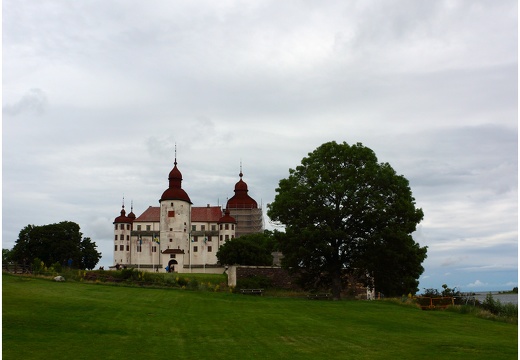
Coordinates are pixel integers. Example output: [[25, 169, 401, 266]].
[[216, 231, 276, 266], [267, 141, 426, 299], [11, 221, 102, 270]]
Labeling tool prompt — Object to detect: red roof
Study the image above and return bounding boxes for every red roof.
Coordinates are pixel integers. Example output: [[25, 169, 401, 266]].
[[134, 206, 160, 222], [160, 161, 192, 203], [191, 206, 223, 222], [114, 206, 132, 223], [227, 172, 258, 209], [218, 208, 237, 224], [133, 205, 226, 223]]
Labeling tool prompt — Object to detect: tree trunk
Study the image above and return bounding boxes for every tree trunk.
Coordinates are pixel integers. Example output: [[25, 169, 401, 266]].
[[331, 272, 342, 300]]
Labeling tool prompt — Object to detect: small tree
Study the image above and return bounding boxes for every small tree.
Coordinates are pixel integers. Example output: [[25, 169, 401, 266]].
[[216, 231, 275, 266], [2, 248, 14, 264], [11, 221, 101, 270]]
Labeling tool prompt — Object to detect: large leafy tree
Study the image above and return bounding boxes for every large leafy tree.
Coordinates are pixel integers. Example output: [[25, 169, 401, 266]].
[[267, 141, 426, 299], [216, 231, 275, 266], [11, 221, 102, 270]]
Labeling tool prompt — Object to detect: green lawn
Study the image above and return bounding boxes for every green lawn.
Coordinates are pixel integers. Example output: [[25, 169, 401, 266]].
[[3, 274, 517, 359]]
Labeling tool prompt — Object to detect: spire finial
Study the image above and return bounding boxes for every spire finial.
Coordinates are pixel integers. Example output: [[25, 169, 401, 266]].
[[131, 200, 133, 212], [239, 159, 243, 178], [174, 143, 177, 166], [122, 195, 125, 209]]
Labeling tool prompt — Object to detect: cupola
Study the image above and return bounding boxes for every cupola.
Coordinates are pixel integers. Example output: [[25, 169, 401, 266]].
[[226, 168, 258, 209], [160, 154, 192, 204], [218, 208, 237, 224], [113, 204, 130, 224]]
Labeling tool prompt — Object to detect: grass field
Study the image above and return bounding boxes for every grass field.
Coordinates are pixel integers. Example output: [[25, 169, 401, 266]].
[[3, 273, 517, 359]]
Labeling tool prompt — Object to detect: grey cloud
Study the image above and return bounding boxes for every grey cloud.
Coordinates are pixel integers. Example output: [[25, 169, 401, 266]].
[[3, 88, 48, 116]]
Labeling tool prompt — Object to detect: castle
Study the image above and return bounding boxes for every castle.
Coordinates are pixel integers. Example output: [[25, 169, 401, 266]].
[[113, 155, 263, 273]]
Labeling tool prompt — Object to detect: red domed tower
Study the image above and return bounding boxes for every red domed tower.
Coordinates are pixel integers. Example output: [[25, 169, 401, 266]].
[[218, 208, 237, 246], [159, 149, 191, 271], [226, 165, 263, 237], [113, 199, 133, 266]]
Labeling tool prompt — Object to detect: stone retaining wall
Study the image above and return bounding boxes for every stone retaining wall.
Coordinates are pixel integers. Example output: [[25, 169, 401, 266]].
[[227, 265, 300, 290]]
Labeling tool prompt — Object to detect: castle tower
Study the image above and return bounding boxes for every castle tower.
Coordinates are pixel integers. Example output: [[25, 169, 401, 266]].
[[159, 153, 192, 272], [113, 199, 133, 266], [218, 208, 237, 247], [226, 167, 263, 237]]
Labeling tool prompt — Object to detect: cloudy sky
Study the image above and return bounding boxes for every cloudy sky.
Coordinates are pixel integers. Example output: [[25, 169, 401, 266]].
[[3, 0, 517, 292]]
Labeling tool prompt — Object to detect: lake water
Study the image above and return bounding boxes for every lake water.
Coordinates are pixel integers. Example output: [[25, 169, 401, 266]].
[[473, 292, 517, 305]]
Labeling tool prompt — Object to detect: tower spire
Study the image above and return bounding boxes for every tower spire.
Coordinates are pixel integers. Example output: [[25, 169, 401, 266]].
[[174, 143, 177, 165], [239, 159, 243, 178]]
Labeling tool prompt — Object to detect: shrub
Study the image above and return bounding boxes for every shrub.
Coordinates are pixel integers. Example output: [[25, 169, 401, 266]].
[[176, 277, 189, 287], [32, 258, 45, 275], [188, 278, 199, 290], [51, 262, 62, 273], [481, 293, 518, 318]]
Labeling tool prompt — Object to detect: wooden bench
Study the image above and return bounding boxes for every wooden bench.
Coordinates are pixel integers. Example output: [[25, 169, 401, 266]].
[[240, 289, 264, 296], [307, 293, 332, 300]]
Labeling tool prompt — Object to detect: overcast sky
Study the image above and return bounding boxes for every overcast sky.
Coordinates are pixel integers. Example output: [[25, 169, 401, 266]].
[[3, 0, 517, 292]]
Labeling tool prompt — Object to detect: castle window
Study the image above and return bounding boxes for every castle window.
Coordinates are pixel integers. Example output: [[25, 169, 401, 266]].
[[170, 228, 172, 231], [207, 236, 212, 242], [220, 235, 223, 241], [225, 235, 229, 240], [126, 235, 130, 241], [152, 246, 157, 253], [127, 224, 130, 230], [169, 238, 172, 243], [168, 211, 175, 217], [120, 234, 124, 240], [193, 236, 198, 242], [114, 245, 117, 251], [211, 225, 216, 231], [170, 254, 176, 258], [208, 246, 212, 252], [126, 245, 129, 251], [146, 225, 151, 231], [137, 225, 141, 231], [171, 202, 174, 207], [192, 225, 196, 231], [225, 224, 229, 230], [193, 246, 198, 252], [119, 245, 124, 251], [220, 224, 223, 230], [232, 224, 235, 230], [114, 235, 117, 240], [201, 225, 205, 231], [137, 246, 142, 252]]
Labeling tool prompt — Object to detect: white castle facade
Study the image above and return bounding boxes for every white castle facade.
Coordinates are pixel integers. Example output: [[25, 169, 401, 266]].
[[113, 156, 263, 273]]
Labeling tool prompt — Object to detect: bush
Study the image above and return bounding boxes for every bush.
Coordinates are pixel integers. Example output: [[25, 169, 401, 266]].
[[446, 294, 518, 323], [50, 262, 62, 273], [32, 258, 45, 275], [188, 278, 199, 290], [481, 293, 518, 318]]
